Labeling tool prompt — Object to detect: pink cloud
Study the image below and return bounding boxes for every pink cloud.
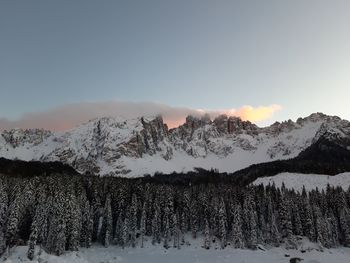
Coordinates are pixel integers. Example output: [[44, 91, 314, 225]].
[[0, 101, 282, 131]]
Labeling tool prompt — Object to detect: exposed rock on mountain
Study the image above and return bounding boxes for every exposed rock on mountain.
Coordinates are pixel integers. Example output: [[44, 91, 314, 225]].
[[1, 128, 51, 148]]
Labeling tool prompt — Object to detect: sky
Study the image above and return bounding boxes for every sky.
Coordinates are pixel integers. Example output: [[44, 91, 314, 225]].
[[0, 0, 349, 130]]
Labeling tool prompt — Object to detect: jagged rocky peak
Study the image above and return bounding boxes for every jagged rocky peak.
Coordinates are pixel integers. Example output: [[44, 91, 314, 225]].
[[1, 128, 52, 148], [266, 119, 297, 134], [296, 112, 341, 125], [86, 115, 170, 150], [141, 115, 169, 136], [136, 115, 171, 154], [213, 114, 258, 134], [183, 114, 212, 130], [80, 115, 168, 138]]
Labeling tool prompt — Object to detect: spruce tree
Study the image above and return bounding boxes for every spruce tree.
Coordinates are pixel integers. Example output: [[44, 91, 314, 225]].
[[121, 214, 129, 248], [140, 203, 147, 248], [130, 194, 138, 248], [172, 211, 180, 249], [27, 224, 38, 260], [80, 200, 93, 248], [231, 204, 245, 248], [0, 180, 8, 256], [218, 198, 227, 249], [65, 190, 81, 251], [279, 194, 296, 249], [101, 194, 113, 247], [243, 194, 257, 249], [203, 218, 210, 249], [302, 196, 315, 241], [151, 201, 161, 245]]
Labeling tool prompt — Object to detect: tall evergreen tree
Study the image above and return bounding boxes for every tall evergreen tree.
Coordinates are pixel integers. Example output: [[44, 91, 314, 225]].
[[203, 218, 210, 249], [231, 204, 245, 248], [0, 180, 8, 256], [27, 224, 37, 260], [101, 194, 113, 247], [130, 194, 138, 248], [140, 203, 147, 248], [218, 198, 227, 249], [80, 200, 93, 248]]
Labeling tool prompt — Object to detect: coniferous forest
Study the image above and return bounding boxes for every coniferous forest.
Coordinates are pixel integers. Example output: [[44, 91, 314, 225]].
[[1, 164, 350, 260]]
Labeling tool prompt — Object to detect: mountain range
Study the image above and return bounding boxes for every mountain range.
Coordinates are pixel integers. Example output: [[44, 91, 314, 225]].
[[1, 112, 350, 177]]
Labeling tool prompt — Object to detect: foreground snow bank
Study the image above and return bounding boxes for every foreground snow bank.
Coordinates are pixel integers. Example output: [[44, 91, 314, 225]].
[[3, 241, 350, 263], [252, 172, 350, 191]]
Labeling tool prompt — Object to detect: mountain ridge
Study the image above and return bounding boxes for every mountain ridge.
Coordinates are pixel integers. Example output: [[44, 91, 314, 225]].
[[1, 112, 349, 176]]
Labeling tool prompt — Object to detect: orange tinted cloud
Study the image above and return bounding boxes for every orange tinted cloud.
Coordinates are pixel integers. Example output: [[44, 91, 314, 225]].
[[164, 105, 282, 128], [0, 102, 281, 131], [220, 104, 282, 122]]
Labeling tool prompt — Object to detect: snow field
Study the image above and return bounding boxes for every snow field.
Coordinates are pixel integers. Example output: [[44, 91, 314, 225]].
[[3, 238, 350, 263], [253, 172, 350, 192]]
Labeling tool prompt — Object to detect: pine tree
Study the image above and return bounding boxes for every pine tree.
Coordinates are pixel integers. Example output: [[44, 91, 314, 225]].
[[140, 203, 147, 248], [33, 195, 49, 249], [203, 218, 210, 249], [326, 208, 339, 247], [101, 194, 113, 247], [46, 217, 66, 256], [5, 196, 21, 247], [314, 205, 328, 247], [279, 193, 296, 248], [55, 219, 66, 256], [27, 224, 38, 260], [65, 190, 81, 251], [338, 205, 350, 246], [243, 194, 257, 249], [163, 197, 172, 249], [180, 210, 186, 245], [265, 195, 280, 246], [172, 211, 181, 249], [44, 187, 67, 256], [302, 196, 315, 241], [91, 197, 102, 243], [231, 204, 245, 248], [151, 201, 161, 245], [291, 197, 303, 236], [80, 200, 93, 248], [279, 194, 293, 239], [121, 215, 129, 248], [0, 180, 8, 256], [218, 199, 227, 249], [130, 194, 138, 248], [114, 213, 123, 246], [335, 191, 350, 246]]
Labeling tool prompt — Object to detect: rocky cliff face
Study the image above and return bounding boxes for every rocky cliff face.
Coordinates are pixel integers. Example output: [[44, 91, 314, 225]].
[[1, 128, 51, 148], [1, 112, 350, 177]]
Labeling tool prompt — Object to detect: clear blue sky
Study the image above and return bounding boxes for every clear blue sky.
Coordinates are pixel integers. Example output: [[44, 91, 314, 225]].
[[1, 0, 349, 122]]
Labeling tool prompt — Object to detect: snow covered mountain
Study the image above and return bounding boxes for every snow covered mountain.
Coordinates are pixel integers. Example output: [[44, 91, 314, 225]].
[[1, 112, 350, 177]]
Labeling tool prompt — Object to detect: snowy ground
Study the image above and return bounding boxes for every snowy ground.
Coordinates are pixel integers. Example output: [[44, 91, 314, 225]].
[[2, 238, 350, 263], [252, 172, 350, 192]]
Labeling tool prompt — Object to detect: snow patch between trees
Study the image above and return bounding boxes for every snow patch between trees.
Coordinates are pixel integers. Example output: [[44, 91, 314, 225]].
[[252, 172, 350, 191]]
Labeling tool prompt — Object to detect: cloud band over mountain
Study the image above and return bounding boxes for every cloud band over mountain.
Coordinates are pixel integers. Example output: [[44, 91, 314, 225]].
[[0, 102, 281, 131]]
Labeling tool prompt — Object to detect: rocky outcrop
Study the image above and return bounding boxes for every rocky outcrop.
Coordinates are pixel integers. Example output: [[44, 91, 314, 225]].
[[213, 115, 259, 135], [1, 128, 51, 148]]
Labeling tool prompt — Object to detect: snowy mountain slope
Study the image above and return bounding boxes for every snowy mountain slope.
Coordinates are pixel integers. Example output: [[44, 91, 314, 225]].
[[252, 172, 350, 192], [0, 112, 350, 176]]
